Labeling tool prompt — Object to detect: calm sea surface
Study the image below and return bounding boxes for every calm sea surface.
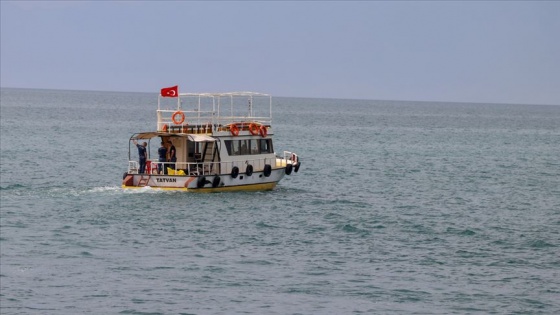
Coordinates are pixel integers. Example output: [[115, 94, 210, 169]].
[[1, 88, 559, 314]]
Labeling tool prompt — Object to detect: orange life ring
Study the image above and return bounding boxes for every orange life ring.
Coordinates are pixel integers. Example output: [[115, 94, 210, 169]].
[[230, 124, 240, 136], [249, 123, 259, 135], [162, 124, 169, 132], [172, 111, 185, 125], [259, 125, 268, 137]]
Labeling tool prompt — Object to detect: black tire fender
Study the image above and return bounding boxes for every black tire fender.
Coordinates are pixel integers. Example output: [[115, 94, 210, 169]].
[[263, 164, 272, 177], [285, 163, 293, 175], [197, 176, 206, 188], [212, 175, 221, 188], [231, 166, 239, 178], [246, 164, 253, 177]]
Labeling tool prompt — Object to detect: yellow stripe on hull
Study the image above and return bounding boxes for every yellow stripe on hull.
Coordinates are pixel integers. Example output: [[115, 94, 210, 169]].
[[121, 182, 277, 192]]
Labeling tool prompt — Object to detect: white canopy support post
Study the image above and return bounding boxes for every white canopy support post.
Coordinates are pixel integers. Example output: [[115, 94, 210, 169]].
[[248, 96, 253, 117]]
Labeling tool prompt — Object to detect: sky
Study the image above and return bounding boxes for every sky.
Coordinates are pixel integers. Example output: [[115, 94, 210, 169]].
[[1, 1, 559, 105]]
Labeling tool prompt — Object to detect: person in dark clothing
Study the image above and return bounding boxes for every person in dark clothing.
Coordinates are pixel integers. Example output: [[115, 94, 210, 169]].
[[158, 142, 167, 174], [133, 139, 148, 173], [168, 141, 177, 170]]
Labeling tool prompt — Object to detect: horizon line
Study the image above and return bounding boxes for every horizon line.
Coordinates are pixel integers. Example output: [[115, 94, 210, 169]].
[[1, 86, 558, 107]]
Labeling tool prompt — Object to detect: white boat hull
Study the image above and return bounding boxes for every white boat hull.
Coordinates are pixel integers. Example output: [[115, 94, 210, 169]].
[[122, 167, 287, 192]]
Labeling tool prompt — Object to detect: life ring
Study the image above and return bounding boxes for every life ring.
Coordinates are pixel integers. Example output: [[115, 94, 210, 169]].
[[259, 125, 268, 137], [231, 166, 239, 178], [246, 164, 253, 177], [230, 124, 240, 136], [162, 124, 169, 132], [249, 123, 259, 135], [172, 111, 185, 125], [263, 164, 272, 177]]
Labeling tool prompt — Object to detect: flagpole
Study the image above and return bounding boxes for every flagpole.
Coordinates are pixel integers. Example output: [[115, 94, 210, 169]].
[[177, 86, 181, 110]]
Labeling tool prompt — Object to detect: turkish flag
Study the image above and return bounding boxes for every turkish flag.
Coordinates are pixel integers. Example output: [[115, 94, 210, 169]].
[[161, 85, 178, 97]]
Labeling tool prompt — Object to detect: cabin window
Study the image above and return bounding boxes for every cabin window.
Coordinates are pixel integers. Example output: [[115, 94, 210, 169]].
[[226, 140, 240, 155], [232, 141, 240, 155], [250, 140, 259, 154], [259, 139, 273, 153], [187, 141, 195, 157], [240, 140, 249, 155], [225, 140, 232, 155], [225, 139, 273, 156], [187, 141, 203, 158]]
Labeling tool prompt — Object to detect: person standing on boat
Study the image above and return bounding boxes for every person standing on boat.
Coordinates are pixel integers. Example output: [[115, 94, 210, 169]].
[[168, 141, 177, 170], [158, 142, 167, 174], [132, 139, 148, 173]]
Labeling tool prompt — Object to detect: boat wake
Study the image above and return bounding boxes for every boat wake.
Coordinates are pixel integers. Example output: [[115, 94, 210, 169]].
[[87, 186, 172, 195], [46, 186, 125, 197]]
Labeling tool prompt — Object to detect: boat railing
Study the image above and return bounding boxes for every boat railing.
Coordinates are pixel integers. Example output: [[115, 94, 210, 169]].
[[157, 111, 272, 133], [146, 161, 220, 176], [281, 151, 299, 165], [127, 157, 280, 176], [156, 92, 272, 132]]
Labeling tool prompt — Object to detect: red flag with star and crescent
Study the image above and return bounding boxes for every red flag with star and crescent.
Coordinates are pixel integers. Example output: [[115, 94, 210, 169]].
[[161, 85, 178, 97]]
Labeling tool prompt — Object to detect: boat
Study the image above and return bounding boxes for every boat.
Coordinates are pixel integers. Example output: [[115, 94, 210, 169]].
[[122, 87, 301, 192]]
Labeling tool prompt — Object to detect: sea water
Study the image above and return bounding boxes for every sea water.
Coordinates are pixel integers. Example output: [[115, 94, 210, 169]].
[[1, 88, 559, 314]]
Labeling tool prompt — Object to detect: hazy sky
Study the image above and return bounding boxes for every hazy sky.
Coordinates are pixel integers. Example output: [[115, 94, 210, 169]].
[[1, 1, 559, 105]]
